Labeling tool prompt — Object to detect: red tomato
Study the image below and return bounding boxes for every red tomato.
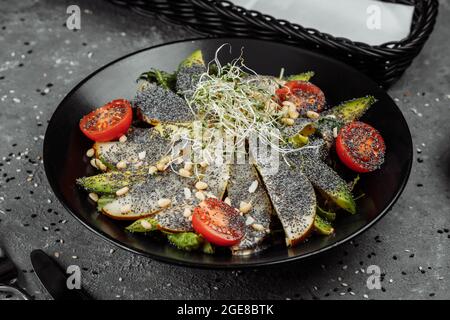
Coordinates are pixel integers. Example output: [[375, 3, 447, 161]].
[[336, 121, 386, 173], [79, 99, 132, 142], [276, 80, 325, 113], [192, 198, 245, 247]]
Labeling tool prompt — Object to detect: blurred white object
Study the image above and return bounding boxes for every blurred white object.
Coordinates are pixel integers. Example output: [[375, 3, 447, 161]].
[[232, 0, 414, 45]]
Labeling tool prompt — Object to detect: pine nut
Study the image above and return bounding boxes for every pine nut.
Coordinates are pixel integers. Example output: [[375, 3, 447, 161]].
[[116, 160, 127, 170], [224, 197, 231, 205], [245, 215, 255, 225], [306, 110, 320, 119], [138, 151, 146, 160], [88, 193, 99, 202], [288, 110, 300, 119], [148, 166, 158, 175], [157, 198, 171, 208], [157, 162, 167, 172], [184, 187, 192, 199], [179, 168, 192, 178], [281, 118, 295, 126], [96, 159, 107, 171], [90, 158, 98, 169], [333, 127, 338, 138], [183, 207, 192, 218], [184, 162, 193, 171], [248, 180, 258, 193], [116, 186, 129, 196], [195, 191, 205, 201], [140, 220, 153, 230], [119, 135, 127, 143], [199, 161, 209, 168], [252, 223, 265, 231], [239, 201, 252, 214], [120, 204, 131, 214], [195, 181, 208, 190], [86, 148, 95, 158]]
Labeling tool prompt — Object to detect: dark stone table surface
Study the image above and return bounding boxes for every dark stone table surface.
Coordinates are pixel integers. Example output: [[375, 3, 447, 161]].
[[0, 0, 449, 300]]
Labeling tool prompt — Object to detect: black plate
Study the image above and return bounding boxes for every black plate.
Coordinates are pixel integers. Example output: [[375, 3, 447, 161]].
[[43, 38, 412, 268]]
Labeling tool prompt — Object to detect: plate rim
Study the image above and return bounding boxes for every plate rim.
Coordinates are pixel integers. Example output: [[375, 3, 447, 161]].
[[43, 37, 413, 269]]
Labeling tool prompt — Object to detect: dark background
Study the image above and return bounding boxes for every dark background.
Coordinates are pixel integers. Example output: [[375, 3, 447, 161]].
[[0, 0, 449, 299]]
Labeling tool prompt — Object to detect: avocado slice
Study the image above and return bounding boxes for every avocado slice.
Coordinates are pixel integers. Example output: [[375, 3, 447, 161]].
[[286, 71, 315, 82], [97, 195, 115, 211], [314, 214, 334, 235], [281, 119, 316, 148], [76, 171, 143, 194], [166, 232, 203, 251], [293, 153, 356, 214], [167, 232, 214, 254], [316, 205, 336, 222], [137, 68, 177, 91], [126, 218, 214, 254], [325, 96, 376, 123], [126, 217, 159, 233], [178, 49, 205, 69]]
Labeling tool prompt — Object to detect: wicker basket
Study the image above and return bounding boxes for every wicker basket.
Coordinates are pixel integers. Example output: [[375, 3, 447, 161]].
[[108, 0, 439, 87]]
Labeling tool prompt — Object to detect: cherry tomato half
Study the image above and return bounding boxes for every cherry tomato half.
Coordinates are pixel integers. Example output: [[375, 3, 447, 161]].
[[336, 121, 386, 173], [192, 198, 245, 247], [79, 99, 132, 142], [276, 80, 325, 114]]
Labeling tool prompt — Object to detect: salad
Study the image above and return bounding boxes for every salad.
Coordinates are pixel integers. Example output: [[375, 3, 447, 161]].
[[76, 47, 386, 256]]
